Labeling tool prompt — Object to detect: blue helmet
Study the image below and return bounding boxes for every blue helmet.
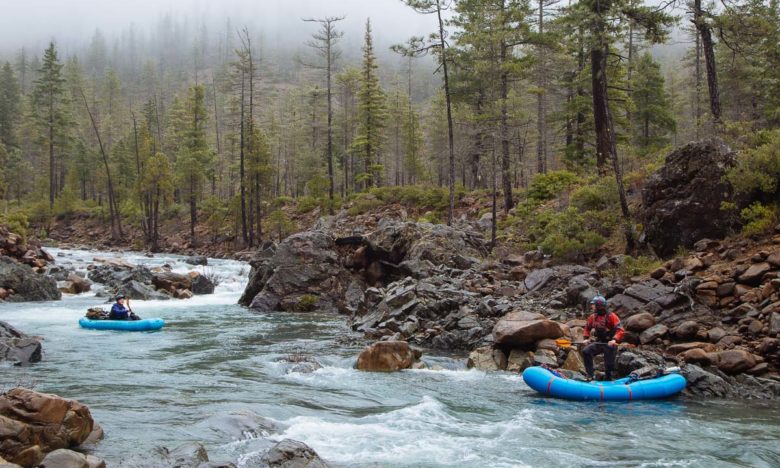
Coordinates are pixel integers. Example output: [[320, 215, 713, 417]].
[[589, 295, 607, 310]]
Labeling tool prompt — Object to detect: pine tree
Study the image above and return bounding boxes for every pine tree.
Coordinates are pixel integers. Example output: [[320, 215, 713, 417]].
[[31, 42, 72, 209], [303, 16, 344, 206], [452, 0, 533, 213], [632, 53, 675, 152], [175, 84, 213, 245], [0, 62, 20, 150], [351, 19, 386, 189]]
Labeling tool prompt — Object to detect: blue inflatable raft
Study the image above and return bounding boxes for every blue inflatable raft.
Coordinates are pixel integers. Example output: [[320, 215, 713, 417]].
[[522, 366, 686, 401], [79, 317, 165, 331]]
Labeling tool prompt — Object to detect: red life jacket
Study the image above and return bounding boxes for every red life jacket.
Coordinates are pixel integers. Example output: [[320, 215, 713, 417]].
[[585, 312, 625, 342]]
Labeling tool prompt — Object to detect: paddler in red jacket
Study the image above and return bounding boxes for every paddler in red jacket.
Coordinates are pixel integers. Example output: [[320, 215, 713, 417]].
[[582, 295, 625, 381]]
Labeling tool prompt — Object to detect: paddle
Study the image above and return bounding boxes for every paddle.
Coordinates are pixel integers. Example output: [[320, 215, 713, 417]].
[[555, 339, 596, 349]]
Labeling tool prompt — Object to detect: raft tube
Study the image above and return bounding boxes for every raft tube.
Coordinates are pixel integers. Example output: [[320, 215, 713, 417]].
[[79, 317, 165, 331], [522, 366, 686, 401]]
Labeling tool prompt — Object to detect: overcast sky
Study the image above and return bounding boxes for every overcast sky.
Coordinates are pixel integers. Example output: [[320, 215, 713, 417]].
[[0, 0, 441, 55]]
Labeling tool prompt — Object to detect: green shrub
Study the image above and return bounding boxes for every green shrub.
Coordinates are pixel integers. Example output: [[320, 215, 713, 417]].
[[305, 175, 329, 198], [347, 193, 383, 216], [417, 211, 442, 224], [0, 211, 29, 244], [535, 207, 607, 260], [740, 202, 778, 235], [296, 294, 319, 312], [527, 170, 579, 202], [725, 129, 780, 197], [296, 196, 319, 214], [266, 209, 297, 241], [604, 256, 664, 280], [570, 178, 619, 212], [162, 203, 185, 221], [273, 196, 295, 208]]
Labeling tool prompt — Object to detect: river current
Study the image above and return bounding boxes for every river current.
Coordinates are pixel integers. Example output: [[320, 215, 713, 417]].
[[1, 248, 779, 467]]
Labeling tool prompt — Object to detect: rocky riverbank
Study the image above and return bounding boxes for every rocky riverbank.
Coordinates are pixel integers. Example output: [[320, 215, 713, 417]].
[[237, 141, 780, 400]]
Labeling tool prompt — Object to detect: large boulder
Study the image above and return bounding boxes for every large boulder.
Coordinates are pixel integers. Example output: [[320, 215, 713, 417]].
[[262, 439, 329, 468], [623, 312, 655, 332], [0, 257, 60, 302], [0, 388, 94, 467], [121, 280, 170, 301], [0, 322, 42, 366], [492, 312, 564, 347], [356, 341, 417, 372], [641, 139, 739, 257], [190, 272, 216, 295], [366, 219, 487, 270], [711, 349, 757, 375], [152, 272, 192, 294], [239, 231, 355, 313]]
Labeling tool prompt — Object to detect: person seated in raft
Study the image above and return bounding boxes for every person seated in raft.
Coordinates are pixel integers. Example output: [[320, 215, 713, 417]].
[[108, 294, 139, 320], [582, 295, 624, 381]]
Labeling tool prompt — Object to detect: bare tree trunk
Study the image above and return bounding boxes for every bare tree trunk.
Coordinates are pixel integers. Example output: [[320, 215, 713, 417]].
[[591, 36, 635, 250], [536, 0, 548, 175], [693, 0, 721, 123], [80, 89, 122, 240], [436, 1, 456, 225], [500, 41, 513, 212], [239, 66, 248, 245]]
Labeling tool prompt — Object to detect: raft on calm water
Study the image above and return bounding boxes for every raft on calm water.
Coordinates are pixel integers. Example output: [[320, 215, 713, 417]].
[[78, 317, 165, 331], [522, 366, 686, 401]]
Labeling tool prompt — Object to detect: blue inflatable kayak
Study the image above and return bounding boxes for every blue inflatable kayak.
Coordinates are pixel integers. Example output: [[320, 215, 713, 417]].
[[79, 317, 165, 331], [522, 366, 686, 401]]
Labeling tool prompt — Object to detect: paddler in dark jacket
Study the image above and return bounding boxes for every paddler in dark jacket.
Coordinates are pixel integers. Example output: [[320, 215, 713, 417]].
[[582, 295, 625, 381], [108, 294, 137, 320]]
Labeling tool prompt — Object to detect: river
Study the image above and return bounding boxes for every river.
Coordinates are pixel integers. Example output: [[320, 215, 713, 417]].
[[1, 248, 779, 467]]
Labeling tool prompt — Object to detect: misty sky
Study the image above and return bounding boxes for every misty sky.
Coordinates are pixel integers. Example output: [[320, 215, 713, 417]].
[[0, 0, 441, 56]]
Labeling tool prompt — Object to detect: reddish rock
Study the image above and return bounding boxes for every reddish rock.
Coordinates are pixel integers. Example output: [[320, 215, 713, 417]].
[[718, 335, 743, 347], [738, 262, 771, 285], [679, 347, 711, 365], [671, 321, 701, 340], [666, 342, 717, 354], [716, 282, 735, 297], [356, 341, 416, 372], [712, 350, 757, 374], [623, 312, 655, 332], [493, 313, 564, 347], [0, 388, 94, 466], [707, 327, 727, 343]]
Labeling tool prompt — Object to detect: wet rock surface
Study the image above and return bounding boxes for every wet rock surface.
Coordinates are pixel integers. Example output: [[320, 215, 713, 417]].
[[0, 322, 42, 366], [0, 388, 96, 467]]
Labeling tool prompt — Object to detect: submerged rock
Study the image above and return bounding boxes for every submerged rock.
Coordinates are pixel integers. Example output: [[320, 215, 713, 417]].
[[38, 449, 105, 468], [262, 439, 329, 468]]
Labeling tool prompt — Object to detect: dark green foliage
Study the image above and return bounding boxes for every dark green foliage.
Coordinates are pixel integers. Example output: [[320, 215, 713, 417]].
[[632, 53, 676, 152], [527, 170, 578, 202]]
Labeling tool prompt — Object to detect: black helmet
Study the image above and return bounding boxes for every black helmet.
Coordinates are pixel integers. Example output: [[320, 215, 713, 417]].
[[115, 294, 126, 301]]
